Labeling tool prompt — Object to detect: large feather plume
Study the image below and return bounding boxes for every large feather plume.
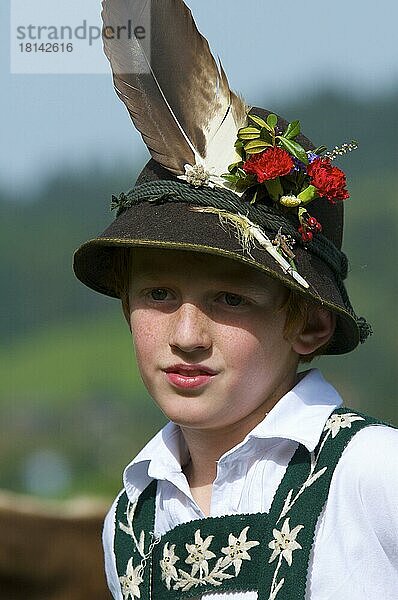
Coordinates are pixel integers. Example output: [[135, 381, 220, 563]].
[[101, 0, 248, 177]]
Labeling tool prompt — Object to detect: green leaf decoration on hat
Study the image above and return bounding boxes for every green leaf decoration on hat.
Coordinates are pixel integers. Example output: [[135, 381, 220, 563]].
[[222, 112, 356, 245]]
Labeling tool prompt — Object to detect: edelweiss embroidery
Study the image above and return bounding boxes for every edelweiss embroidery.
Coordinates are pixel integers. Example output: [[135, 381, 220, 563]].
[[118, 499, 160, 599], [267, 518, 304, 600], [324, 412, 365, 438], [265, 410, 365, 600], [160, 542, 179, 590], [160, 526, 259, 592], [119, 558, 143, 599], [115, 409, 374, 600], [268, 517, 304, 566]]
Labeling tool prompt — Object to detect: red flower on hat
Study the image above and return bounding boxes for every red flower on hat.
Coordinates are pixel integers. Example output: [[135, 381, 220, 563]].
[[307, 157, 349, 203], [243, 147, 294, 183]]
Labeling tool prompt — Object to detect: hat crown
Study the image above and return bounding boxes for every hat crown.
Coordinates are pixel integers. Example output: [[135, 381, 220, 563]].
[[135, 107, 344, 252]]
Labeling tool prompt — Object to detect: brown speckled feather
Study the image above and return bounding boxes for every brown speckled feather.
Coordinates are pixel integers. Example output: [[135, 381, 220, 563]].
[[101, 0, 248, 175]]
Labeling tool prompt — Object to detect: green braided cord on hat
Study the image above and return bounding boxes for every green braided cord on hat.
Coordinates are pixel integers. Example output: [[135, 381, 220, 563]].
[[111, 180, 372, 343], [112, 180, 348, 278]]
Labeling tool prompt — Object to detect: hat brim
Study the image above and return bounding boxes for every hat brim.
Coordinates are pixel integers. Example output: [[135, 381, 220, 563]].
[[73, 200, 360, 354]]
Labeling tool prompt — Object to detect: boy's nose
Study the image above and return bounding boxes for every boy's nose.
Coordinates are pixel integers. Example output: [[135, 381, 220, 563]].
[[168, 302, 212, 353]]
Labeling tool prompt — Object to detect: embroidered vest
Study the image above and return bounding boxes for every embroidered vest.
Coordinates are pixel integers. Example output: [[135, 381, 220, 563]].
[[113, 408, 394, 600]]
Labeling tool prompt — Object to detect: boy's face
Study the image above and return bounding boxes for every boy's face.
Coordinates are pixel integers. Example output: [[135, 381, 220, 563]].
[[127, 248, 300, 438]]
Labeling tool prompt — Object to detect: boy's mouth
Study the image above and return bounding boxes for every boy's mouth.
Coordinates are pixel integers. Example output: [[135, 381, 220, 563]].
[[163, 364, 217, 389], [164, 364, 217, 376]]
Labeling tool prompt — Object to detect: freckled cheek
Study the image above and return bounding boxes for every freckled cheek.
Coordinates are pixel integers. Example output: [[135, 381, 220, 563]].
[[228, 319, 288, 370], [224, 330, 264, 372], [130, 312, 163, 366]]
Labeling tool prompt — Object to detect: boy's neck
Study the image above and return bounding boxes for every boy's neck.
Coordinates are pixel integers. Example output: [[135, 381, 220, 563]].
[[180, 408, 273, 517], [182, 425, 244, 516], [181, 370, 302, 515]]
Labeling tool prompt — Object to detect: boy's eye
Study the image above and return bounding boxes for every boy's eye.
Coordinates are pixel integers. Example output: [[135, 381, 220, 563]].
[[150, 288, 169, 301], [222, 293, 245, 306]]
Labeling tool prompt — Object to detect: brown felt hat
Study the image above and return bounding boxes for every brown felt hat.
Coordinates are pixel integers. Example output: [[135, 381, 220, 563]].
[[73, 107, 371, 355]]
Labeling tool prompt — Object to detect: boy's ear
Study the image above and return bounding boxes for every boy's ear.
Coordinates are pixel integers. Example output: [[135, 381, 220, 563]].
[[291, 307, 336, 356]]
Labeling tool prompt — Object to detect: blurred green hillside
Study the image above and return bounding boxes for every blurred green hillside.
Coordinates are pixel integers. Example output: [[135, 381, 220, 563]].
[[1, 89, 397, 498]]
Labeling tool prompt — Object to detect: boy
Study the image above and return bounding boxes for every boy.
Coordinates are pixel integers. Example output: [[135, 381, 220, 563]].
[[73, 1, 398, 597]]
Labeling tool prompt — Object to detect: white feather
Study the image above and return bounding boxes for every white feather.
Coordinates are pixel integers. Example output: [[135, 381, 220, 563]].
[[203, 105, 245, 176], [101, 0, 248, 179]]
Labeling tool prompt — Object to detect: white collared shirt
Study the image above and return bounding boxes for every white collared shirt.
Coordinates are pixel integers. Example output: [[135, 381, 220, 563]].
[[103, 369, 398, 599]]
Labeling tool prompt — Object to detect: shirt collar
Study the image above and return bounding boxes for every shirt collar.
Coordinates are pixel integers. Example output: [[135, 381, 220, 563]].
[[123, 368, 342, 501], [244, 368, 342, 452], [123, 421, 189, 500]]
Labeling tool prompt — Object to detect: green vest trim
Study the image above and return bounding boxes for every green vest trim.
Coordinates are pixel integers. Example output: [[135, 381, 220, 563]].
[[113, 408, 395, 600]]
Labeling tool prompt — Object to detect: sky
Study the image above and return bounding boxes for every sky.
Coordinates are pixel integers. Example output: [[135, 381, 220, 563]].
[[1, 0, 397, 197]]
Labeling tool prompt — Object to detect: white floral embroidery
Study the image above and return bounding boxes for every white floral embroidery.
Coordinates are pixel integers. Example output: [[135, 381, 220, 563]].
[[269, 578, 285, 600], [118, 500, 161, 599], [324, 412, 365, 438], [266, 410, 364, 600], [119, 501, 146, 558], [277, 411, 365, 524], [266, 519, 304, 599], [268, 518, 304, 567], [160, 526, 259, 592], [119, 558, 143, 599], [160, 542, 179, 590], [120, 410, 364, 600], [185, 529, 216, 577], [221, 526, 260, 576]]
